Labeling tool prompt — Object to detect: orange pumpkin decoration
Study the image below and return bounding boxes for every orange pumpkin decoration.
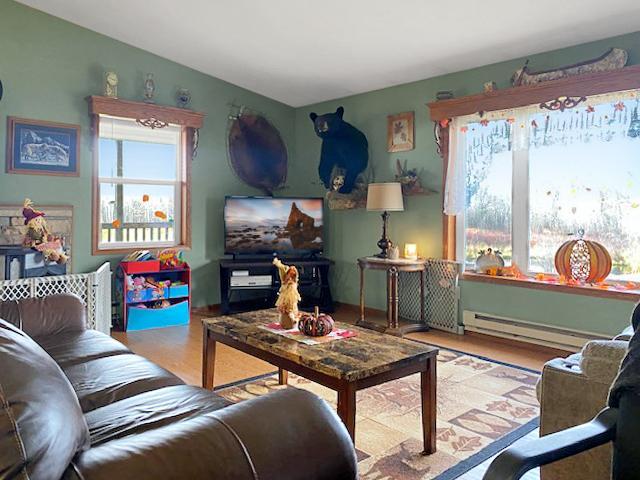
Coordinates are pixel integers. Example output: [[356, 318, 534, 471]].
[[554, 230, 611, 284]]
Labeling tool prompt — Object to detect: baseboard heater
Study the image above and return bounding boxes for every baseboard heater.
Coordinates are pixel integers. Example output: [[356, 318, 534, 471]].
[[463, 310, 611, 352]]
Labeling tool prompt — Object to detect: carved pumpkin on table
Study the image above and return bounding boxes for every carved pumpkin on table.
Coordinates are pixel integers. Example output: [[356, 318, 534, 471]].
[[554, 229, 611, 283], [298, 307, 334, 337]]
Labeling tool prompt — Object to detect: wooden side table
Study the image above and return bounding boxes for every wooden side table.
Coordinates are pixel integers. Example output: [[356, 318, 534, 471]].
[[357, 256, 427, 336]]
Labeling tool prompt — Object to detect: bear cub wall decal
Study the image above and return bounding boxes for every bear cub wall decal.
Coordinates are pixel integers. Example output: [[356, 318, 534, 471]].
[[310, 106, 368, 194]]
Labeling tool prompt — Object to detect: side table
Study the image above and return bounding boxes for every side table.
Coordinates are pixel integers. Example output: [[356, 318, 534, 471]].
[[357, 256, 427, 336]]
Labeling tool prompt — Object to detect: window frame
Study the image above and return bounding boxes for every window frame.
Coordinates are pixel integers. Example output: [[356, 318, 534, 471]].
[[88, 96, 204, 255], [428, 65, 640, 300]]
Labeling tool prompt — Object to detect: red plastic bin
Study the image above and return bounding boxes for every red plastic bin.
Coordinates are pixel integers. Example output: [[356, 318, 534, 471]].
[[121, 260, 160, 274]]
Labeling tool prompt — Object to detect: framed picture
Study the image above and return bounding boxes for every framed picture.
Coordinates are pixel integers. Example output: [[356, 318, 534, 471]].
[[387, 111, 414, 152], [6, 117, 80, 176]]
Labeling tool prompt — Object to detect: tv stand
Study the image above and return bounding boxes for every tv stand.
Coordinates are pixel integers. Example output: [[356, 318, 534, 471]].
[[219, 257, 334, 315]]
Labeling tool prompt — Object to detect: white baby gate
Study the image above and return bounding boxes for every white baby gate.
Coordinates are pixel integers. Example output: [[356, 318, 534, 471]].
[[0, 262, 112, 334]]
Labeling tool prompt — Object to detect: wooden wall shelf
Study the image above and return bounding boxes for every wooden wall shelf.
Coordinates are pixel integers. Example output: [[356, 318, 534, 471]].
[[87, 96, 205, 128], [427, 64, 640, 121]]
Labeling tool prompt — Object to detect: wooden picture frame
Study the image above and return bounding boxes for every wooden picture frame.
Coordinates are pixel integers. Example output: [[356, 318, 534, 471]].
[[387, 111, 414, 152], [6, 117, 80, 176]]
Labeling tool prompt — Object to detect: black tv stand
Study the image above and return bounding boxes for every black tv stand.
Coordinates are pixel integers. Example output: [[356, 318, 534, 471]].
[[219, 257, 334, 315]]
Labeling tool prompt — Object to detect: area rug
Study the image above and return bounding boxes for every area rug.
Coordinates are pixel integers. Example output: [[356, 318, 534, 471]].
[[215, 347, 540, 480]]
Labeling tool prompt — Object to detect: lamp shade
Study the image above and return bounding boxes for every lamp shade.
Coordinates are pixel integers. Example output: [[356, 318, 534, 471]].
[[366, 183, 404, 211]]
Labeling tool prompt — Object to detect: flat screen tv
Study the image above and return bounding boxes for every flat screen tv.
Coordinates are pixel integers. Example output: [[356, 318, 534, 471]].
[[224, 196, 324, 256]]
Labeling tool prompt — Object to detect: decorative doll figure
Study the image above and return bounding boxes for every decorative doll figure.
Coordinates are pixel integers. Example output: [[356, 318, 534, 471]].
[[273, 258, 301, 329], [22, 198, 68, 265], [143, 73, 156, 103], [105, 71, 118, 98]]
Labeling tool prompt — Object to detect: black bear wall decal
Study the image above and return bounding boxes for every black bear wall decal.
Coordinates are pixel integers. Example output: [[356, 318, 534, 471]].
[[309, 106, 368, 194]]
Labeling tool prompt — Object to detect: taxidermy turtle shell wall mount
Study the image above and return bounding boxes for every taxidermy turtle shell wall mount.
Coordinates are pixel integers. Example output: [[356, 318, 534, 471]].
[[227, 106, 288, 195]]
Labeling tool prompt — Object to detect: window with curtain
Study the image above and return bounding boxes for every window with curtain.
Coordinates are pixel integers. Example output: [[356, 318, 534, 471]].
[[446, 90, 640, 280], [96, 115, 185, 251]]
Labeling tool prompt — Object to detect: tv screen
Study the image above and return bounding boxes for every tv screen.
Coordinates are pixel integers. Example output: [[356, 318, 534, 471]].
[[224, 196, 324, 255]]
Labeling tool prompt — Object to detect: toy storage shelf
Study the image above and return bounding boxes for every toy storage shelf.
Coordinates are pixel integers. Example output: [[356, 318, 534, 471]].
[[116, 261, 191, 331]]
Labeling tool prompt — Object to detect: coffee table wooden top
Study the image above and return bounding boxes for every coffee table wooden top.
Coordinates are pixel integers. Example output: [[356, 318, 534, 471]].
[[203, 309, 437, 382]]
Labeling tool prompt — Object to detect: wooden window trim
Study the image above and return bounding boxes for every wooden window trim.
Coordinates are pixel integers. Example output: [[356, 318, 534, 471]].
[[87, 96, 204, 255], [428, 65, 640, 296], [427, 64, 640, 121]]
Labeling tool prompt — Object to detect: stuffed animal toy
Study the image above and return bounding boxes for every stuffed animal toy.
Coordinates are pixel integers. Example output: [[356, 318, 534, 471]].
[[22, 198, 68, 265], [132, 276, 146, 290], [273, 257, 301, 329], [309, 106, 368, 194], [158, 248, 186, 269]]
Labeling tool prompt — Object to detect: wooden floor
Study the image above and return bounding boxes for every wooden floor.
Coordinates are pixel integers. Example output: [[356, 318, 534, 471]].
[[112, 305, 565, 479]]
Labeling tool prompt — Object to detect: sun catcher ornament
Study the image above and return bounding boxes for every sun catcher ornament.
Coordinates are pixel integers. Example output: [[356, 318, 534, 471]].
[[554, 229, 611, 283], [298, 307, 334, 337]]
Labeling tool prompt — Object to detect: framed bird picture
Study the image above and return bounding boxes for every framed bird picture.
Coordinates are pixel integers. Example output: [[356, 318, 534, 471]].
[[387, 111, 414, 152], [6, 117, 80, 176]]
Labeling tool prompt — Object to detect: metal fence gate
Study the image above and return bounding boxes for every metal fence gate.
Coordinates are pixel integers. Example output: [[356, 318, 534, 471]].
[[398, 258, 461, 333]]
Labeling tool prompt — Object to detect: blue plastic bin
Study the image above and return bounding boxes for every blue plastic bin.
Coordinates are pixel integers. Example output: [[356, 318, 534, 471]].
[[126, 287, 167, 303], [168, 284, 189, 299], [127, 300, 189, 331]]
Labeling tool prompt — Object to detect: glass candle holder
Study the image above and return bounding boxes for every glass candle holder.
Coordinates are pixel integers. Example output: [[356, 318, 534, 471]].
[[404, 243, 418, 260]]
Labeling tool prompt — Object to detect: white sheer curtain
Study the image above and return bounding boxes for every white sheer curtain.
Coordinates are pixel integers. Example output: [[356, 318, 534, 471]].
[[443, 117, 467, 215], [441, 89, 640, 216]]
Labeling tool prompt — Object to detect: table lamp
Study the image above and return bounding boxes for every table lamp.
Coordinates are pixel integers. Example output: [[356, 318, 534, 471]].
[[404, 243, 418, 260], [366, 182, 404, 258]]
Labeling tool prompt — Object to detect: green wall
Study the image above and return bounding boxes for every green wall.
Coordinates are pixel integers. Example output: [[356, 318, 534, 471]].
[[1, 0, 637, 334], [0, 0, 295, 307], [292, 32, 640, 336]]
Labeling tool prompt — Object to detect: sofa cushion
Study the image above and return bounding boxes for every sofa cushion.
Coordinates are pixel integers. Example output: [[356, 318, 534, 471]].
[[63, 353, 183, 412], [86, 385, 231, 445], [13, 295, 87, 338], [36, 329, 131, 367], [0, 300, 20, 328], [0, 319, 90, 480]]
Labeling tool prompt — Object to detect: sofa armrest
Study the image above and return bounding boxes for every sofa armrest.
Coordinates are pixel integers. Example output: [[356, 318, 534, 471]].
[[67, 389, 358, 480], [579, 340, 627, 385], [18, 295, 86, 337]]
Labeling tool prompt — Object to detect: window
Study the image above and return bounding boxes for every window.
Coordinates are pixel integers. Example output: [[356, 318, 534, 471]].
[[95, 115, 187, 252], [455, 90, 640, 280]]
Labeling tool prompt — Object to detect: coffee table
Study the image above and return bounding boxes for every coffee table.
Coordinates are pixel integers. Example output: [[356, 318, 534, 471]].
[[202, 309, 438, 454]]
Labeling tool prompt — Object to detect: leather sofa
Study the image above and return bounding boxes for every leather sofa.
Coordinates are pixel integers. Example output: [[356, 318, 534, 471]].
[[0, 294, 358, 480], [536, 324, 632, 480]]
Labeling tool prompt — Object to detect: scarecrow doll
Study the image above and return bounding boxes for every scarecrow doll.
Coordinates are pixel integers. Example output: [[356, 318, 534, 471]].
[[273, 257, 301, 329], [22, 198, 68, 265]]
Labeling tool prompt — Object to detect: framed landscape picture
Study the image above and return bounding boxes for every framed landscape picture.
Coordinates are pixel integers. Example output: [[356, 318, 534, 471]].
[[6, 117, 80, 176], [387, 111, 414, 152]]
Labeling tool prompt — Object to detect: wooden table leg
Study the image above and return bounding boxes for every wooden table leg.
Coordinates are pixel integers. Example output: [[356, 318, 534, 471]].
[[358, 264, 365, 325], [202, 328, 216, 390], [278, 368, 289, 385], [337, 383, 357, 443], [388, 266, 399, 330], [421, 356, 437, 455], [420, 269, 426, 328]]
